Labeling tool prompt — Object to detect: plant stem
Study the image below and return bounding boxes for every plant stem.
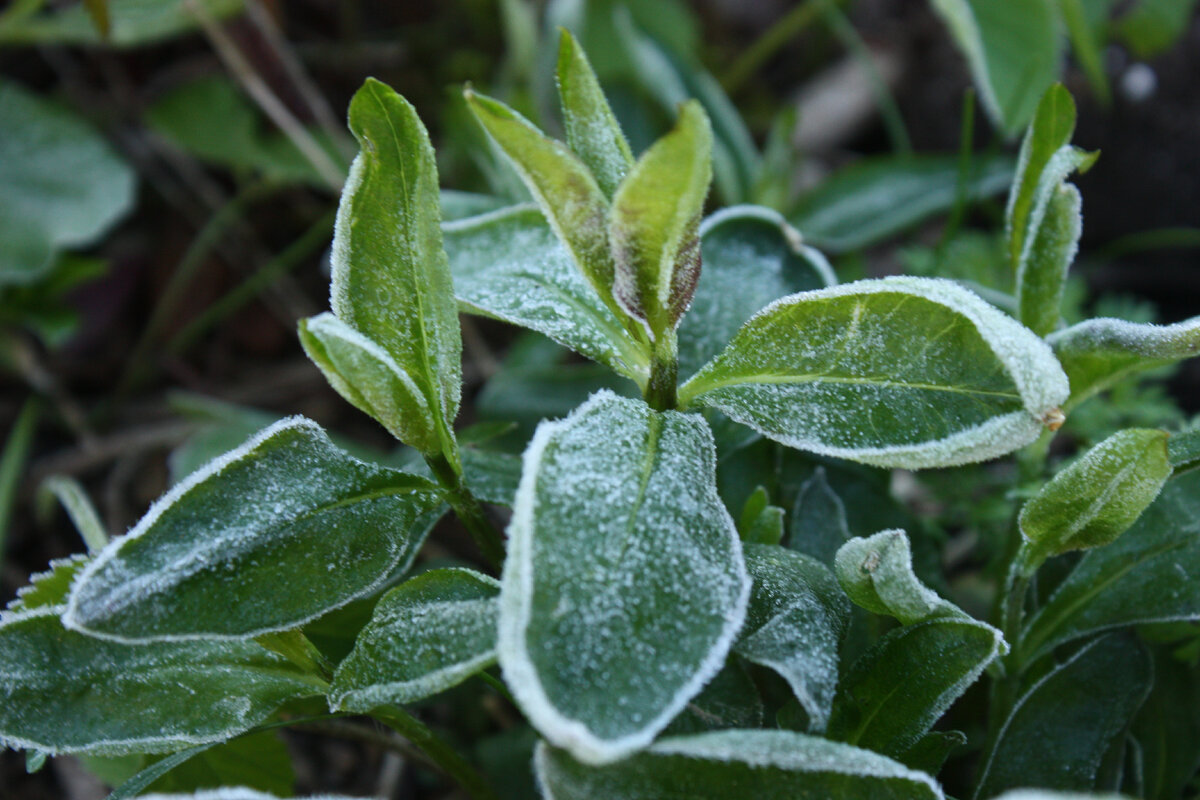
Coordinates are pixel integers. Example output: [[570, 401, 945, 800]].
[[722, 0, 843, 94], [425, 452, 505, 570], [371, 705, 499, 800], [644, 332, 679, 412]]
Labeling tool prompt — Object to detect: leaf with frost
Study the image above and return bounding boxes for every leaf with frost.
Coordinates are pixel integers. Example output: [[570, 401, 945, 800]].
[[442, 205, 646, 381], [556, 28, 633, 198], [679, 276, 1069, 469], [536, 729, 945, 799], [0, 607, 325, 755], [330, 568, 499, 711], [3, 554, 89, 617], [63, 417, 444, 642], [663, 658, 763, 736], [735, 544, 850, 732], [134, 791, 362, 800], [1169, 427, 1200, 469], [899, 730, 967, 777], [788, 467, 852, 566], [1017, 182, 1081, 337], [987, 792, 1132, 800], [1048, 316, 1200, 406], [834, 530, 970, 625], [499, 390, 749, 764], [826, 618, 1004, 758], [330, 78, 461, 453], [975, 634, 1152, 798]]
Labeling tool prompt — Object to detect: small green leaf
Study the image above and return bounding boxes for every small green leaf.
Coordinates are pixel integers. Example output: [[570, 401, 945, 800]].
[[535, 730, 946, 799], [1007, 84, 1080, 265], [332, 78, 461, 456], [736, 544, 850, 732], [1018, 429, 1171, 570], [1017, 182, 1082, 337], [1168, 427, 1200, 468], [788, 467, 852, 566], [0, 608, 325, 755], [0, 0, 244, 47], [898, 730, 967, 776], [834, 530, 970, 625], [1115, 0, 1200, 57], [4, 553, 89, 615], [609, 99, 712, 339], [975, 634, 1153, 798], [662, 658, 763, 735], [64, 417, 444, 641], [499, 391, 749, 764], [330, 568, 499, 711], [681, 277, 1069, 469], [37, 475, 107, 553], [556, 28, 634, 198], [738, 489, 785, 545], [827, 618, 1004, 757]]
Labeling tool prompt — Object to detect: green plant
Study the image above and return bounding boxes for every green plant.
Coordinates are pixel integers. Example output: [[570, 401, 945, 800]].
[[4, 29, 1200, 800]]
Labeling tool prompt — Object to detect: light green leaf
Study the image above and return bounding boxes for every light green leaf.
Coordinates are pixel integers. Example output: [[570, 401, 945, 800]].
[[1115, 0, 1200, 57], [536, 729, 946, 799], [738, 488, 785, 546], [37, 475, 107, 553], [1018, 183, 1082, 337], [835, 530, 970, 625], [330, 568, 499, 711], [662, 658, 763, 736], [827, 618, 1004, 757], [736, 544, 850, 732], [499, 391, 749, 764], [680, 277, 1069, 469], [0, 0, 243, 47], [788, 467, 852, 566], [1021, 468, 1200, 663], [1168, 427, 1200, 468], [1018, 428, 1171, 570], [0, 607, 325, 755], [975, 634, 1153, 798], [1048, 316, 1200, 407], [556, 28, 634, 198], [0, 80, 135, 284], [929, 0, 1065, 136], [63, 417, 444, 642], [3, 553, 89, 615], [1060, 0, 1111, 104], [332, 79, 461, 455]]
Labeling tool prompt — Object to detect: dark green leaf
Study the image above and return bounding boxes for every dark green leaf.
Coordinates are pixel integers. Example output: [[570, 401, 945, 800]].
[[147, 731, 294, 796], [898, 730, 967, 776], [1132, 647, 1200, 800], [0, 0, 243, 47], [556, 28, 634, 198], [835, 530, 970, 624], [788, 467, 852, 566], [662, 658, 763, 735]]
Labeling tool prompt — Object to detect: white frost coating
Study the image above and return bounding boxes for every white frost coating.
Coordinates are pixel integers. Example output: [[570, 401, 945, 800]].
[[700, 205, 837, 287], [327, 151, 367, 317], [835, 530, 967, 624], [1047, 315, 1200, 356], [2, 553, 89, 620], [305, 312, 430, 418], [499, 390, 750, 765]]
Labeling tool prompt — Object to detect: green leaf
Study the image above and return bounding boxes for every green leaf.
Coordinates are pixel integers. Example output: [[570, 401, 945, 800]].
[[0, 80, 135, 284], [442, 205, 646, 381], [1168, 427, 1200, 468], [332, 78, 461, 456], [975, 634, 1153, 798], [736, 544, 850, 732], [499, 390, 749, 764], [4, 554, 89, 615], [898, 730, 967, 776], [38, 475, 107, 553], [556, 28, 634, 198], [738, 488, 785, 546], [63, 417, 444, 641], [1114, 0, 1200, 57], [827, 618, 1004, 757], [330, 568, 499, 711], [133, 792, 360, 800], [1131, 647, 1200, 800], [929, 0, 1065, 136], [1017, 429, 1171, 570], [1060, 0, 1111, 104], [536, 730, 946, 799], [0, 0, 243, 47], [1021, 468, 1200, 663], [789, 154, 1014, 253], [835, 530, 970, 625], [788, 467, 852, 566], [146, 731, 294, 796], [662, 658, 763, 735], [1017, 183, 1082, 337], [679, 277, 1069, 469], [0, 607, 325, 755], [1048, 316, 1200, 407], [461, 448, 523, 507], [987, 792, 1132, 800], [609, 99, 712, 339]]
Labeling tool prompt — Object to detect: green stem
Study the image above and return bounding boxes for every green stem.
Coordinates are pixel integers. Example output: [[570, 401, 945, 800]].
[[370, 705, 499, 800], [644, 331, 679, 412], [425, 452, 505, 570], [722, 0, 844, 94]]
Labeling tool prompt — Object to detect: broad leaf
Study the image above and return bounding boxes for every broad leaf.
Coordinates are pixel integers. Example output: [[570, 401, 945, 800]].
[[3, 554, 89, 616], [1017, 428, 1171, 570], [827, 618, 1004, 757], [975, 634, 1152, 798], [331, 79, 461, 455], [679, 277, 1069, 469], [0, 0, 243, 46], [788, 467, 852, 566], [0, 608, 324, 755], [1017, 183, 1081, 337], [499, 390, 749, 764], [662, 658, 763, 735], [64, 417, 444, 641], [556, 28, 634, 198], [536, 730, 946, 799], [736, 544, 850, 732], [1132, 647, 1200, 800], [330, 568, 499, 711], [835, 530, 969, 625]]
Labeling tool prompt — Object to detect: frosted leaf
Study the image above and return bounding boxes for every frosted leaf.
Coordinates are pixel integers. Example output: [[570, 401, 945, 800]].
[[2, 553, 89, 618], [735, 544, 850, 732], [1016, 182, 1081, 337], [0, 607, 325, 755], [536, 729, 945, 799], [834, 530, 971, 625], [556, 29, 634, 198], [679, 276, 1069, 469], [788, 466, 852, 566], [63, 417, 445, 642], [499, 390, 749, 764], [330, 568, 499, 711], [662, 658, 763, 736], [135, 791, 361, 800]]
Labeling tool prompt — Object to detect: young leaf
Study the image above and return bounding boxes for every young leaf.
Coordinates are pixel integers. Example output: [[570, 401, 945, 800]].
[[556, 28, 634, 198], [662, 658, 763, 736], [679, 277, 1069, 469], [64, 417, 444, 642], [834, 530, 970, 625], [975, 634, 1153, 798], [826, 618, 1005, 758], [0, 607, 325, 755], [499, 390, 749, 764], [738, 489, 785, 546], [898, 730, 967, 777], [1017, 428, 1172, 571], [788, 467, 852, 566], [535, 730, 946, 799], [735, 544, 850, 732], [331, 78, 461, 455], [609, 99, 712, 339], [329, 568, 500, 711], [1017, 182, 1082, 337]]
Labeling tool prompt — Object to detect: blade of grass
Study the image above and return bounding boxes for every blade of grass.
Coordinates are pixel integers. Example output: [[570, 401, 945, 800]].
[[0, 398, 39, 574]]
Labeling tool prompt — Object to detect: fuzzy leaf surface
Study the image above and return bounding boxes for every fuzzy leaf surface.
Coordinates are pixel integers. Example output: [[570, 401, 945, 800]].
[[835, 530, 969, 625], [662, 659, 763, 736], [788, 467, 853, 566], [556, 28, 633, 198], [3, 554, 89, 616], [1017, 182, 1081, 337]]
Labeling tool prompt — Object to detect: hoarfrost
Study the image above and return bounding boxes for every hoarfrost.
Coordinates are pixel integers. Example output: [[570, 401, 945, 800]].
[[835, 530, 970, 626]]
